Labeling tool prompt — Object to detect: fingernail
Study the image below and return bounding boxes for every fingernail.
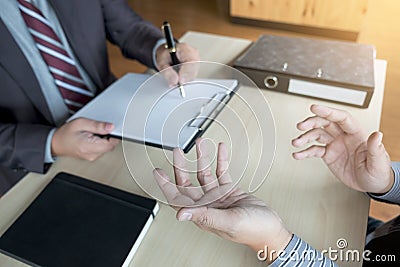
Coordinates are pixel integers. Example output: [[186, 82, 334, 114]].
[[377, 132, 383, 145], [154, 168, 165, 177], [292, 138, 300, 146], [105, 123, 113, 131], [178, 213, 192, 221]]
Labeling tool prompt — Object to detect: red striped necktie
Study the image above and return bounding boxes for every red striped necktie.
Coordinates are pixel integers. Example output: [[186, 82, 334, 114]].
[[17, 0, 94, 114]]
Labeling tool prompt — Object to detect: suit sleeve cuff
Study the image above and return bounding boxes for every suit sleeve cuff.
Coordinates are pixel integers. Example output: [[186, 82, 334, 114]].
[[44, 128, 56, 163], [368, 162, 400, 204]]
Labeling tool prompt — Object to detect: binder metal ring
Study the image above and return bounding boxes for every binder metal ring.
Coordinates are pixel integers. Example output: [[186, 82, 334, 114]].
[[264, 76, 278, 89]]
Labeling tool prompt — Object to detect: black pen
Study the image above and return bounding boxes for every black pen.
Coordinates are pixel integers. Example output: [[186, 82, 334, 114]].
[[162, 21, 185, 98]]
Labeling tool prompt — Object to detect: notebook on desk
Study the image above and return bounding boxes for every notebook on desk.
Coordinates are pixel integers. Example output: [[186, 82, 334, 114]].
[[0, 172, 159, 267], [68, 73, 239, 152]]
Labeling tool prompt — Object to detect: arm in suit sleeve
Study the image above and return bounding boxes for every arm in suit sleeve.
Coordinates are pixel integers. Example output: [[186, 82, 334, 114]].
[[368, 162, 400, 205], [100, 0, 164, 69], [0, 122, 53, 173]]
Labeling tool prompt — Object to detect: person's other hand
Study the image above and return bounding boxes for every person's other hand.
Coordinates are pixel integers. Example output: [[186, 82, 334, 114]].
[[153, 139, 292, 262], [51, 118, 120, 161], [156, 42, 200, 87], [292, 104, 394, 194]]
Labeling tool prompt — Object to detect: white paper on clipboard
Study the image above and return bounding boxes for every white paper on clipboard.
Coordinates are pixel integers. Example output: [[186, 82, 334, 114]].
[[69, 73, 238, 152]]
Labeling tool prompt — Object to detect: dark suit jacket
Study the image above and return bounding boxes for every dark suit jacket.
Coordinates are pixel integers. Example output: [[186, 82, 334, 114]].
[[0, 0, 163, 194]]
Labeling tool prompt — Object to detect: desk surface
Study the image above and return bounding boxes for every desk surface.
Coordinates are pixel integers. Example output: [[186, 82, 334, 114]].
[[0, 31, 386, 267]]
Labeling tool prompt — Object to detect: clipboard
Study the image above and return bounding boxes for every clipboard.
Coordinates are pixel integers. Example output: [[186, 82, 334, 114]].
[[68, 73, 239, 153]]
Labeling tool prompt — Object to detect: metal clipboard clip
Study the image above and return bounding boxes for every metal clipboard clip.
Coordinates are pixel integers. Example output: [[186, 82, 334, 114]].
[[189, 92, 231, 131]]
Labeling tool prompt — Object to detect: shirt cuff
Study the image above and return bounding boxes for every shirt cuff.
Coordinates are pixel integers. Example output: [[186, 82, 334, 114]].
[[269, 234, 338, 267], [44, 128, 56, 163], [152, 38, 166, 71], [368, 162, 400, 204]]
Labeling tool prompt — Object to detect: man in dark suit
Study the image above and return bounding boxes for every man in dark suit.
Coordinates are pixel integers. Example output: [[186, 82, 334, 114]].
[[0, 0, 199, 195]]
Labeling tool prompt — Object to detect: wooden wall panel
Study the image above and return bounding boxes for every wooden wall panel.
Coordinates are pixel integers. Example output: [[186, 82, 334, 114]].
[[230, 0, 369, 32]]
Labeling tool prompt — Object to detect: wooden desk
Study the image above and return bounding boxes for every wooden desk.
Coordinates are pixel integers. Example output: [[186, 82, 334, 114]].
[[0, 32, 387, 267]]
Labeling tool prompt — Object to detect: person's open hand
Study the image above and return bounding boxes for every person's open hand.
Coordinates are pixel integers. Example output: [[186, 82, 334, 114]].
[[153, 139, 291, 260], [52, 118, 119, 161], [292, 105, 394, 194], [156, 42, 200, 87]]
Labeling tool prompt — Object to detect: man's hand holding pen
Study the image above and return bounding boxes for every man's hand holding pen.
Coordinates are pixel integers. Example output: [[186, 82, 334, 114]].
[[155, 22, 200, 95]]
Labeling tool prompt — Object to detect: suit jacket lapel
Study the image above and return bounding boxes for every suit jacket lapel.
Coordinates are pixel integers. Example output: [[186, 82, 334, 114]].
[[0, 19, 53, 124], [48, 0, 103, 90]]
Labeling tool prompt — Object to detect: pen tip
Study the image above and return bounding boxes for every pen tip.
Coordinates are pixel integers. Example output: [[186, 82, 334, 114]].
[[179, 84, 186, 98]]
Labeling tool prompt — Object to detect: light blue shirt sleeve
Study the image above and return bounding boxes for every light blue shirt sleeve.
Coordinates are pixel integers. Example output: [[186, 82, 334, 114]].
[[368, 162, 400, 204], [44, 128, 56, 163], [269, 235, 338, 267]]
